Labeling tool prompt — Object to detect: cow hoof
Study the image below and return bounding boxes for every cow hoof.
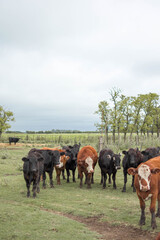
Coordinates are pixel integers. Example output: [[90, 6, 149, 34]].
[[50, 185, 54, 188], [139, 219, 145, 226], [122, 189, 126, 192], [151, 223, 157, 229], [33, 194, 36, 198]]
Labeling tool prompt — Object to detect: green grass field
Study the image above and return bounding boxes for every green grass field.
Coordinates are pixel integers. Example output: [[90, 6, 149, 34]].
[[0, 143, 160, 239]]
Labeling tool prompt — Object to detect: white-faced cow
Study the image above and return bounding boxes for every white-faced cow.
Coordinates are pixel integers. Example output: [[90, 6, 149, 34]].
[[128, 156, 160, 229], [77, 145, 98, 189]]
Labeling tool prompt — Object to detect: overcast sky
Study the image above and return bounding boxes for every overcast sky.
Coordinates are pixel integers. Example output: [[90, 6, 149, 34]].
[[1, 0, 160, 132]]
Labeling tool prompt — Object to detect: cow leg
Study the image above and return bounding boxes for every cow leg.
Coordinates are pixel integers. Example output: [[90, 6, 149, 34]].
[[108, 174, 111, 184], [156, 193, 160, 217], [72, 169, 76, 182], [25, 179, 30, 197], [100, 170, 103, 185], [103, 173, 107, 189], [36, 176, 41, 193], [87, 174, 91, 189], [66, 169, 70, 183], [56, 169, 61, 185], [32, 179, 37, 198], [122, 171, 127, 192], [84, 174, 87, 184], [91, 172, 94, 184], [150, 196, 157, 229], [112, 172, 117, 189], [62, 169, 66, 179], [49, 171, 54, 188], [138, 197, 146, 226], [42, 172, 46, 189], [132, 176, 136, 192], [79, 172, 83, 188]]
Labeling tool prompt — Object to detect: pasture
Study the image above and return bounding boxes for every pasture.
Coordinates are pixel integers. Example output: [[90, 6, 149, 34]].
[[0, 142, 160, 240]]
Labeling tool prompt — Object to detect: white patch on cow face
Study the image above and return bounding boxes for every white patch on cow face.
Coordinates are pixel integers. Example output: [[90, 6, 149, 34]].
[[57, 156, 64, 168], [85, 157, 93, 173], [138, 164, 151, 191]]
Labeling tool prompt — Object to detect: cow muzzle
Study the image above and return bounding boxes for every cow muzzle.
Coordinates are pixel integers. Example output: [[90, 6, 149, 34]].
[[140, 185, 150, 192], [116, 166, 121, 170], [88, 169, 94, 173], [56, 163, 63, 168]]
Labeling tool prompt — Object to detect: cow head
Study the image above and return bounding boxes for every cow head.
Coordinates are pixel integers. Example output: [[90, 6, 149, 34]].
[[141, 147, 160, 162], [85, 156, 94, 173], [123, 148, 139, 168], [47, 150, 61, 166], [112, 153, 121, 170], [22, 154, 43, 173], [128, 164, 160, 192], [57, 152, 70, 168]]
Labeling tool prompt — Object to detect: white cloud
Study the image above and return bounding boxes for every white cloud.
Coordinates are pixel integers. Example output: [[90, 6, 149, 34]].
[[0, 0, 160, 131]]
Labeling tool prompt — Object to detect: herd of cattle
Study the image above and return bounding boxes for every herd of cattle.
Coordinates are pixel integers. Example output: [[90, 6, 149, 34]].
[[21, 143, 160, 230]]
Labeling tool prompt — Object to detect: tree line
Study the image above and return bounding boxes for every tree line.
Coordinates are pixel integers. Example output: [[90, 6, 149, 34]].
[[95, 88, 160, 143]]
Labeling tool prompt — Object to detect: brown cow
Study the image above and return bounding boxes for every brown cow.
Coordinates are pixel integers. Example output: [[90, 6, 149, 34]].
[[156, 233, 160, 240], [128, 156, 160, 229], [77, 145, 98, 189], [41, 147, 69, 184]]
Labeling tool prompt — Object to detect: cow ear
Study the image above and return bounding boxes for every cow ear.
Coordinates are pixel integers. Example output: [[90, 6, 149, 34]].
[[122, 151, 127, 155], [128, 168, 138, 175], [22, 157, 28, 162], [151, 168, 160, 174], [141, 151, 149, 156]]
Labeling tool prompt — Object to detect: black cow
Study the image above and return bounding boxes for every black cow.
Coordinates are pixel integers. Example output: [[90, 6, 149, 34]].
[[9, 137, 20, 145], [98, 148, 121, 189], [141, 147, 160, 162], [39, 149, 65, 188], [22, 151, 44, 198], [62, 143, 81, 182], [122, 148, 143, 192]]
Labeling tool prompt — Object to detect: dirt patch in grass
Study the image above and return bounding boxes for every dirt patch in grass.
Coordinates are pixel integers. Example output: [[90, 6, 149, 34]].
[[0, 143, 50, 150], [40, 207, 157, 240]]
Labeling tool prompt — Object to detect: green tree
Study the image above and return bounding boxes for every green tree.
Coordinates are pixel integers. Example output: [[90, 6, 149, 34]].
[[95, 100, 111, 143], [139, 93, 159, 136], [0, 106, 14, 137], [109, 87, 121, 143]]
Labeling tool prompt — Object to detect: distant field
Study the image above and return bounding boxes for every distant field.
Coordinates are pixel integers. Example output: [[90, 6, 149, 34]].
[[0, 145, 159, 239], [2, 132, 160, 153]]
